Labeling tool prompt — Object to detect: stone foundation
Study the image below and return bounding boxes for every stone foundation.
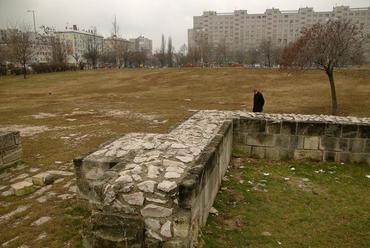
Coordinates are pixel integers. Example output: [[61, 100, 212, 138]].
[[0, 131, 22, 170], [74, 110, 370, 247]]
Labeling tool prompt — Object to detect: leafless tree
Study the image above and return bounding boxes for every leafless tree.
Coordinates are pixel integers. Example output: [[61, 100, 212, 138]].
[[259, 39, 274, 67], [7, 25, 34, 78], [246, 48, 259, 66], [83, 27, 101, 69], [214, 39, 227, 65], [167, 36, 174, 67], [234, 48, 246, 64], [174, 44, 188, 66], [281, 19, 365, 114]]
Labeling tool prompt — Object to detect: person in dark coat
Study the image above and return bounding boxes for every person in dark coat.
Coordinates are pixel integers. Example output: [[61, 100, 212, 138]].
[[253, 89, 265, 112]]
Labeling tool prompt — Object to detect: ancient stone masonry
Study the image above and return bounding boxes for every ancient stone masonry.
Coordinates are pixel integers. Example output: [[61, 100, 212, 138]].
[[74, 110, 370, 248], [0, 131, 22, 170]]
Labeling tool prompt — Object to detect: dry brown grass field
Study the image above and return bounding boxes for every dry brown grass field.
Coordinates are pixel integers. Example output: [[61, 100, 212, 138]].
[[0, 67, 369, 247]]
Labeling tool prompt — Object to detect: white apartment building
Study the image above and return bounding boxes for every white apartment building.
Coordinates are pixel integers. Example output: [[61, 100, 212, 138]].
[[188, 6, 370, 61], [55, 26, 103, 64], [130, 35, 153, 55]]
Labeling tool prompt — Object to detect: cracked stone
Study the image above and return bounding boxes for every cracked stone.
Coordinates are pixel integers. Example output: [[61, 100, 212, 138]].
[[115, 175, 133, 183], [11, 181, 34, 196], [31, 216, 51, 226], [163, 159, 185, 168], [157, 180, 177, 192], [141, 204, 173, 217], [123, 192, 145, 206], [160, 221, 172, 238], [32, 172, 54, 186], [176, 155, 193, 163], [145, 218, 161, 231], [147, 165, 161, 179], [138, 181, 156, 193], [164, 172, 181, 179]]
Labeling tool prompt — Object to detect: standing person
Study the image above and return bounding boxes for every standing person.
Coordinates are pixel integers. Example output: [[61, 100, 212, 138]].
[[253, 89, 265, 112]]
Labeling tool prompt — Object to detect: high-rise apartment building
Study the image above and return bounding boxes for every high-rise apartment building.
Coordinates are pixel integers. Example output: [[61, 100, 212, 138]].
[[130, 35, 153, 55], [188, 6, 370, 61]]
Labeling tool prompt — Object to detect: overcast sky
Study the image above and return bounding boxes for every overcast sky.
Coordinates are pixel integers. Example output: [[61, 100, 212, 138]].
[[0, 0, 368, 50]]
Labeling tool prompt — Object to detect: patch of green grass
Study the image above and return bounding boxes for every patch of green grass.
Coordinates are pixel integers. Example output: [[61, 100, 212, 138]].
[[202, 159, 370, 248]]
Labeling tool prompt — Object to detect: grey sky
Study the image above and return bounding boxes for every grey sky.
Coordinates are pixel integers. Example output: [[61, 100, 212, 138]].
[[0, 0, 368, 50]]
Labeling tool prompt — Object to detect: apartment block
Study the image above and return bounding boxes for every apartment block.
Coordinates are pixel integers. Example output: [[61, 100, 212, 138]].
[[188, 6, 370, 61], [55, 25, 104, 64]]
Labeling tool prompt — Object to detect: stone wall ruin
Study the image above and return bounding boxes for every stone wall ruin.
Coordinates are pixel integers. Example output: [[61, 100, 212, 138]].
[[74, 110, 370, 247], [0, 131, 22, 170]]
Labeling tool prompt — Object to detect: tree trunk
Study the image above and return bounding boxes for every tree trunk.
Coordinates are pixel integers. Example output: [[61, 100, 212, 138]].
[[23, 63, 27, 79], [326, 68, 338, 115]]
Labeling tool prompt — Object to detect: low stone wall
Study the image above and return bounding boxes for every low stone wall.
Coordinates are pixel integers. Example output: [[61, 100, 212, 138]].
[[0, 131, 22, 170], [233, 113, 370, 164], [74, 110, 370, 248]]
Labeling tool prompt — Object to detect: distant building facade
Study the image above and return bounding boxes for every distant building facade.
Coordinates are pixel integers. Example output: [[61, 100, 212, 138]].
[[55, 25, 104, 64], [130, 35, 152, 55], [103, 37, 135, 53], [188, 6, 370, 62]]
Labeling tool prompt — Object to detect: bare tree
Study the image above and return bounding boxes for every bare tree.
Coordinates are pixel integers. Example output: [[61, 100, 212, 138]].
[[7, 25, 34, 78], [234, 49, 246, 64], [259, 39, 274, 67], [83, 27, 101, 69], [246, 48, 259, 66], [167, 36, 174, 67], [174, 44, 188, 66], [214, 39, 227, 65], [281, 19, 364, 114]]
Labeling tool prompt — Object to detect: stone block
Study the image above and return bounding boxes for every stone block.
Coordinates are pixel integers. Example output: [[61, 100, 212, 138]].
[[320, 137, 339, 151], [163, 240, 188, 248], [240, 119, 266, 133], [233, 133, 246, 144], [2, 148, 22, 165], [0, 132, 16, 149], [338, 139, 349, 152], [32, 172, 54, 186], [349, 139, 365, 153], [325, 124, 342, 137], [278, 149, 294, 160], [341, 125, 358, 138], [323, 151, 336, 162], [266, 121, 281, 134], [281, 121, 297, 135], [275, 135, 290, 148], [365, 140, 370, 153], [245, 134, 275, 147], [350, 153, 368, 164], [358, 125, 370, 139], [297, 122, 326, 136], [335, 152, 351, 163], [233, 145, 252, 157], [294, 150, 323, 161], [251, 146, 265, 159], [265, 148, 280, 160], [11, 181, 34, 196], [303, 136, 320, 150]]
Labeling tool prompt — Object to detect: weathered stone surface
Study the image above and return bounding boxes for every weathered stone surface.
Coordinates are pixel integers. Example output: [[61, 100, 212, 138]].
[[137, 181, 156, 193], [123, 192, 144, 206], [145, 218, 161, 231], [160, 221, 172, 238], [157, 181, 177, 192], [31, 216, 51, 226], [164, 172, 181, 179], [11, 181, 34, 196], [74, 110, 370, 247], [32, 172, 54, 186], [141, 204, 173, 217]]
